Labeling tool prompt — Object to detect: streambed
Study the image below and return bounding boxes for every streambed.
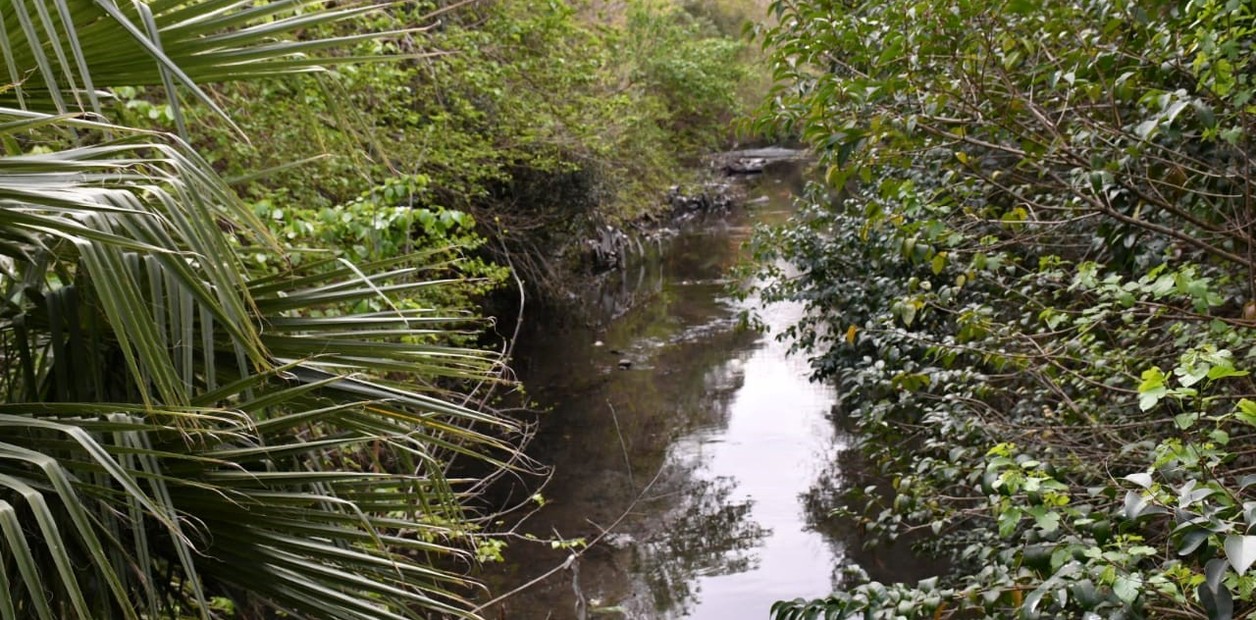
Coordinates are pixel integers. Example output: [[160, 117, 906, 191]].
[[478, 163, 934, 619]]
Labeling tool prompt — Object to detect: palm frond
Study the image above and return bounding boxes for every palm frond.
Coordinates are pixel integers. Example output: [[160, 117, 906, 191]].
[[0, 110, 270, 406], [0, 2, 521, 617], [0, 0, 420, 121]]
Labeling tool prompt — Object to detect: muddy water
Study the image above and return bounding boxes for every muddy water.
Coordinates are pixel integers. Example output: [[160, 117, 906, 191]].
[[478, 165, 934, 619]]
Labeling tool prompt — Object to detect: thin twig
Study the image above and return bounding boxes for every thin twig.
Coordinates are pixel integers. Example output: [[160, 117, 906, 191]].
[[461, 235, 527, 410], [607, 399, 634, 489], [470, 466, 667, 614]]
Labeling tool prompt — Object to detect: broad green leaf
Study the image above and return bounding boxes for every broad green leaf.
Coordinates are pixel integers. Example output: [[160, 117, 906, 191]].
[[998, 507, 1022, 538], [1224, 535, 1256, 575], [1113, 575, 1140, 604], [1178, 530, 1210, 556]]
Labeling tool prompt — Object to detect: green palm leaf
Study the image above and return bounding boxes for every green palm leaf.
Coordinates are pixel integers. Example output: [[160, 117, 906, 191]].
[[0, 0, 418, 119], [0, 2, 517, 618]]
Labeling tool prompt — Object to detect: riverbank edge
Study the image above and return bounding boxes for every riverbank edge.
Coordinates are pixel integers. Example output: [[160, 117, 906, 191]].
[[495, 147, 811, 327]]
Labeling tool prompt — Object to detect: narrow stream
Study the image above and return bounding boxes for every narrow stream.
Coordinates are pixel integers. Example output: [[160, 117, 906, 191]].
[[479, 163, 933, 619]]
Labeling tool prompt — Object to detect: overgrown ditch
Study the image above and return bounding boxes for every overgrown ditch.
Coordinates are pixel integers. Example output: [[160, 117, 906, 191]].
[[472, 156, 942, 619]]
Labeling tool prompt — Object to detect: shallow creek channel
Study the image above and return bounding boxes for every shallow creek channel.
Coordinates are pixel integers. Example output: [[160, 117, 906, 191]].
[[475, 163, 935, 619]]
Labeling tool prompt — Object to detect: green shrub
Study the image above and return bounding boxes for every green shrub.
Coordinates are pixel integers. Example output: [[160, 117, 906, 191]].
[[751, 0, 1256, 617]]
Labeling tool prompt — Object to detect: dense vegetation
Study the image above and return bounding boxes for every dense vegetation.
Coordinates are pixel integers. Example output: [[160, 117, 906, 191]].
[[171, 0, 757, 297], [0, 0, 755, 619], [752, 0, 1256, 618]]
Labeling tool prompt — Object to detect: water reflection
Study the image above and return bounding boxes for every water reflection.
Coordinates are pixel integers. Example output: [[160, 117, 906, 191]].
[[636, 475, 769, 616], [798, 426, 949, 589], [477, 164, 931, 619]]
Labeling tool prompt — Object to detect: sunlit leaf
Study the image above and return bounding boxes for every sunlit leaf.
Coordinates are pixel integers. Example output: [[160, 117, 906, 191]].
[[1224, 535, 1256, 575]]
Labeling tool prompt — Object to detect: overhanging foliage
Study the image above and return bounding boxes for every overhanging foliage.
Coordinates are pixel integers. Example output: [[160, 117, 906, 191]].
[[752, 0, 1256, 617], [0, 2, 523, 618]]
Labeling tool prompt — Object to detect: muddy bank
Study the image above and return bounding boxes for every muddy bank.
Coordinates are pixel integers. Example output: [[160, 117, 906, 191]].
[[583, 180, 741, 274], [547, 149, 811, 327], [711, 147, 809, 175], [575, 147, 810, 291]]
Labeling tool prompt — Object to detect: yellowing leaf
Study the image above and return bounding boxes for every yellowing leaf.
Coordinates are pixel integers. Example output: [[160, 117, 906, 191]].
[[1235, 399, 1256, 426], [844, 324, 857, 344], [902, 301, 917, 327], [1138, 367, 1168, 411], [825, 165, 845, 188]]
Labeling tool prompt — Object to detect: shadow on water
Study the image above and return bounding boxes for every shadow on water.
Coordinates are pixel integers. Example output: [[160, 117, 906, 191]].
[[476, 162, 940, 619]]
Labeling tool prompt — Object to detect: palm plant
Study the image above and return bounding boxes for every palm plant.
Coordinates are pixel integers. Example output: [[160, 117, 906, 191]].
[[0, 2, 518, 618]]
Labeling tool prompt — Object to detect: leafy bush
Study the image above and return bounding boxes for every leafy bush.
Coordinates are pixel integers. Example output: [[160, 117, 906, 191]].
[[166, 0, 753, 296], [751, 0, 1256, 617]]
